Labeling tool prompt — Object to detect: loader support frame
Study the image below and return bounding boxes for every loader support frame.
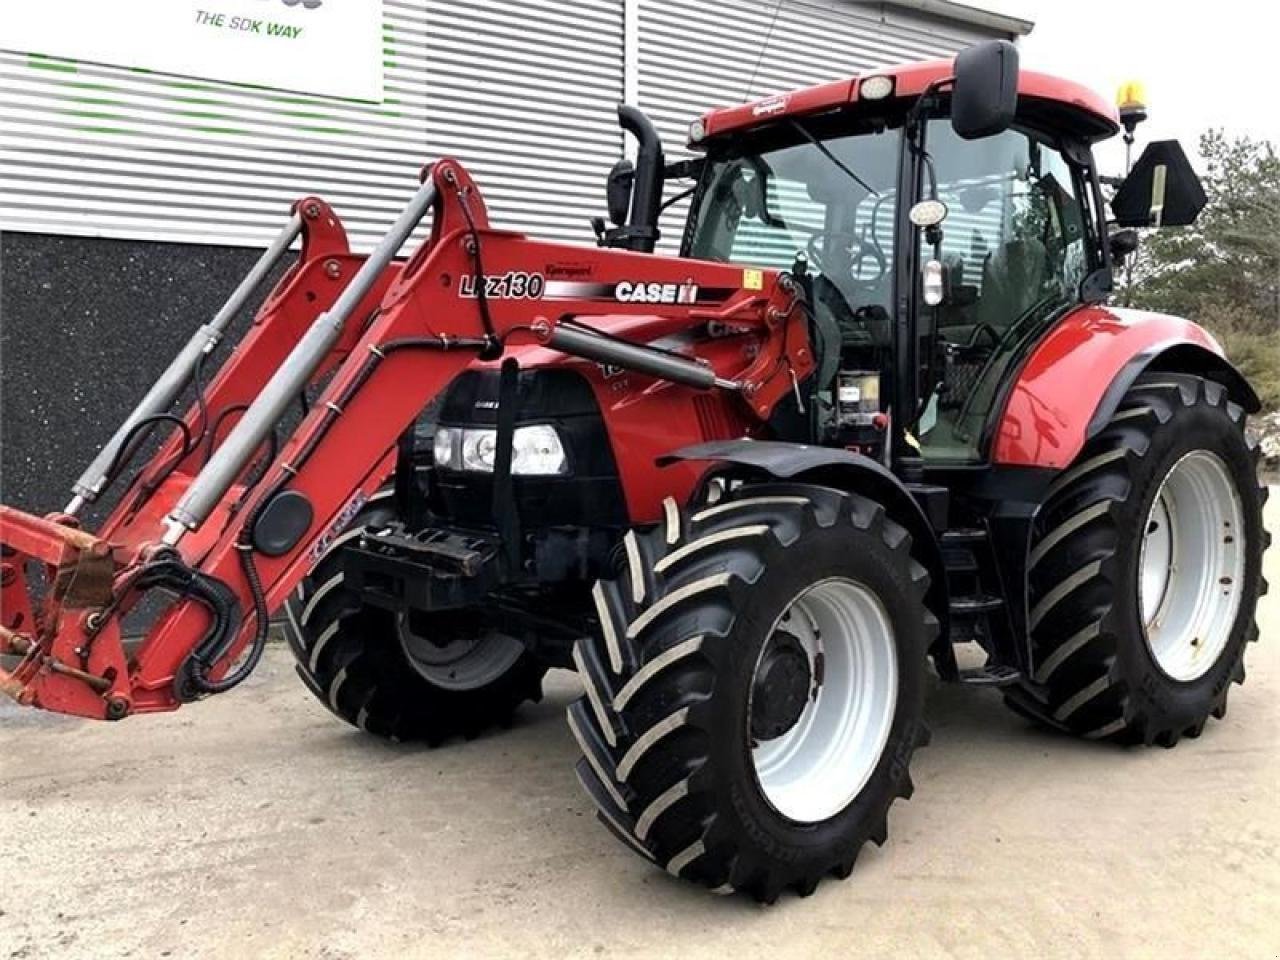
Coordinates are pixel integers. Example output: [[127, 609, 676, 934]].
[[0, 158, 811, 720]]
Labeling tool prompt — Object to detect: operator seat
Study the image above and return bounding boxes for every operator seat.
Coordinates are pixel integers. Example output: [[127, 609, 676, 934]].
[[976, 236, 1048, 330]]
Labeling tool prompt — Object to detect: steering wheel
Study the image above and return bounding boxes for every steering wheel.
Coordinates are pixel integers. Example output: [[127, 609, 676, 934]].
[[807, 231, 887, 287]]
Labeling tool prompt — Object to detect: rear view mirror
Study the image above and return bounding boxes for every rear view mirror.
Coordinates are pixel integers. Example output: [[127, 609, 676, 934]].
[[951, 40, 1019, 140], [1109, 227, 1140, 263], [1111, 140, 1206, 227], [606, 159, 634, 227]]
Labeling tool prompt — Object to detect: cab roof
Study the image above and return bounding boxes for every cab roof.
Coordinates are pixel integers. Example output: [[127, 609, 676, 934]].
[[697, 59, 1120, 145]]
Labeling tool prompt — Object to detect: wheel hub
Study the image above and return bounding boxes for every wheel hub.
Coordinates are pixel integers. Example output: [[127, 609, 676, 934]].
[[397, 612, 525, 691], [1139, 449, 1246, 682], [750, 630, 813, 742], [749, 577, 898, 824]]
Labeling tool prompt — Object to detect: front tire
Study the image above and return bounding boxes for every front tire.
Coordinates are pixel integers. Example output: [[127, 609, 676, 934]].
[[1007, 373, 1269, 745], [284, 488, 546, 743], [569, 483, 935, 901]]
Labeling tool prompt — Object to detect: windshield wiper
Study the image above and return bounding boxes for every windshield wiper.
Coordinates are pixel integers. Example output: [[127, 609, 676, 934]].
[[788, 119, 879, 197]]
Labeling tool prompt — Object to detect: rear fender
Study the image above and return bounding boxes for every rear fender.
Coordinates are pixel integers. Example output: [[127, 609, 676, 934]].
[[994, 305, 1260, 469], [660, 440, 949, 647], [1086, 341, 1260, 437]]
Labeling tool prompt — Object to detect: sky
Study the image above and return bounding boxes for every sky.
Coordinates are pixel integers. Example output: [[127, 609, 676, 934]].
[[983, 0, 1280, 173]]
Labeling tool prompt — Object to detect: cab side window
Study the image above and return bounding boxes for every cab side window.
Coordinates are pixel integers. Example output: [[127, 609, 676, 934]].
[[926, 121, 1087, 339]]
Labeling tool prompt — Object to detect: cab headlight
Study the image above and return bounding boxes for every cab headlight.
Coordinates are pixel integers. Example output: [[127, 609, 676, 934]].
[[433, 425, 569, 476]]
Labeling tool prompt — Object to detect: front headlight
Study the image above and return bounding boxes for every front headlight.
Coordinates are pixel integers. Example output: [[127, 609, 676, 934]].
[[432, 426, 455, 467], [433, 425, 569, 476], [461, 429, 498, 472]]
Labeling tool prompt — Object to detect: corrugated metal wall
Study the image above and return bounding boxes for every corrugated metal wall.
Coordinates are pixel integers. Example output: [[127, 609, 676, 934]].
[[1, 1, 999, 253], [0, 2, 432, 250], [420, 0, 623, 245], [0, 1, 623, 251]]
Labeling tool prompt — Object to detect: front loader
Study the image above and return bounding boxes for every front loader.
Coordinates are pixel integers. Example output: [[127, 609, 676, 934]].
[[1, 41, 1268, 902]]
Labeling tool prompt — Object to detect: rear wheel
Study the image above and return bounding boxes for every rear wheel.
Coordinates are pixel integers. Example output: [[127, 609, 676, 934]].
[[569, 483, 934, 901], [1006, 373, 1268, 745], [284, 488, 545, 743]]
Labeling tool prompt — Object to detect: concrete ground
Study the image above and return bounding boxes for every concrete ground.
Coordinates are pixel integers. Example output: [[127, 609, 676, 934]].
[[2, 503, 1278, 960]]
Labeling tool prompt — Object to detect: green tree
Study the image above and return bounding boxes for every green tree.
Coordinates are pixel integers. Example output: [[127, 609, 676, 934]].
[[1123, 130, 1280, 409]]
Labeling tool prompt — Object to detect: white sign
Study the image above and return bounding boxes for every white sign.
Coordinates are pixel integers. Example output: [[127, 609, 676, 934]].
[[4, 0, 383, 101]]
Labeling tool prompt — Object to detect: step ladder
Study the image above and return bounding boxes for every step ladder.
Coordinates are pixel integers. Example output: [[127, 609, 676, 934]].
[[940, 526, 1021, 687]]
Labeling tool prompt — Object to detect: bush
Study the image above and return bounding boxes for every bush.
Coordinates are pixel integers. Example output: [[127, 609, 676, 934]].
[[1211, 318, 1280, 413]]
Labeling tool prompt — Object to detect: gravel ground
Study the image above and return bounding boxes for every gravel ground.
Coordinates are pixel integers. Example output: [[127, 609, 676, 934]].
[[1, 497, 1277, 960]]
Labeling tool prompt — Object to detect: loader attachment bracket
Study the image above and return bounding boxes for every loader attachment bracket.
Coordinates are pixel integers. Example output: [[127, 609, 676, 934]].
[[0, 506, 131, 718]]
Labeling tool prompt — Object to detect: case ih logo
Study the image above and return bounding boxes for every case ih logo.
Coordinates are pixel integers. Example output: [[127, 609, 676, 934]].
[[614, 281, 699, 305], [751, 96, 789, 117]]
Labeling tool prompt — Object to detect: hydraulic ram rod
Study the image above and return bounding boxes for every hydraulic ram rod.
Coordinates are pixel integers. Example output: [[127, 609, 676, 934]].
[[164, 178, 438, 539], [66, 212, 304, 514], [545, 322, 739, 391]]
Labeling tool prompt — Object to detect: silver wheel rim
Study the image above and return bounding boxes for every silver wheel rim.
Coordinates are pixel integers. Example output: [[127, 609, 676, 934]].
[[1139, 450, 1245, 682], [397, 615, 525, 691], [749, 577, 898, 824]]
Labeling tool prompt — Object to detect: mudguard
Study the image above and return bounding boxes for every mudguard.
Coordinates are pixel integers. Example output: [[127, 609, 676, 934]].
[[994, 305, 1260, 469], [660, 440, 949, 646]]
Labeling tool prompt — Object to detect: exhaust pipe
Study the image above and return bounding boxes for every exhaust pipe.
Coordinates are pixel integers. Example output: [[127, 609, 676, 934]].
[[617, 105, 665, 253]]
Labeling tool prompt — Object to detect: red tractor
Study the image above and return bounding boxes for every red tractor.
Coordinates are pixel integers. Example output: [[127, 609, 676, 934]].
[[1, 42, 1268, 902]]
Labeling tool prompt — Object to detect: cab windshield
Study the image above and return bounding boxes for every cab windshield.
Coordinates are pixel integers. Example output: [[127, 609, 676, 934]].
[[686, 127, 901, 347]]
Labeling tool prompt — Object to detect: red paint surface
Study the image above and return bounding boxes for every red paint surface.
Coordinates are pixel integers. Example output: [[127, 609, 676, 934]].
[[992, 305, 1223, 468], [701, 61, 1119, 142]]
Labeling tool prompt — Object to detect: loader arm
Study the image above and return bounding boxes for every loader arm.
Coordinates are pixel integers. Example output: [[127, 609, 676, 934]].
[[0, 158, 812, 720]]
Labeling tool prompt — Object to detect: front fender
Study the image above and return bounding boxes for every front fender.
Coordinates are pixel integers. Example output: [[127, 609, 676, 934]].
[[993, 305, 1259, 469], [660, 440, 949, 648]]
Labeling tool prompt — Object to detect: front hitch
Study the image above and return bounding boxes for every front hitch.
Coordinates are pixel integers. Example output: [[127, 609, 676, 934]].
[[0, 506, 132, 719]]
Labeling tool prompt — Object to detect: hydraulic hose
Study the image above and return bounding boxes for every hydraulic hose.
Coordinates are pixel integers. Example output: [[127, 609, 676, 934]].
[[192, 545, 268, 694], [101, 414, 193, 490], [134, 553, 244, 700]]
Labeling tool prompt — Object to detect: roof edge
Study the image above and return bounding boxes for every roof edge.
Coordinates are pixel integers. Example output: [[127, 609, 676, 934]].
[[884, 0, 1035, 37]]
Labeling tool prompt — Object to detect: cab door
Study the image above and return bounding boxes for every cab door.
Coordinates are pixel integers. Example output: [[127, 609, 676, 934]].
[[915, 119, 1098, 463]]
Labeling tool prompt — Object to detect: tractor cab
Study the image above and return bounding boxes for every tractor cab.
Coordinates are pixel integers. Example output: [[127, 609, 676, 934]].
[[683, 42, 1118, 467], [609, 42, 1206, 469]]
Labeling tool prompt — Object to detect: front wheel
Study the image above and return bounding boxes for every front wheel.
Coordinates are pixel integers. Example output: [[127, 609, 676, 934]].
[[284, 488, 546, 743], [1007, 373, 1269, 745], [568, 484, 935, 902]]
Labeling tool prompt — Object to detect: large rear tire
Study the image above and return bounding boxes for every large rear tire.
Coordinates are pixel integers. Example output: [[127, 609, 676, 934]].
[[569, 483, 935, 902], [1006, 373, 1268, 745], [284, 488, 546, 743]]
